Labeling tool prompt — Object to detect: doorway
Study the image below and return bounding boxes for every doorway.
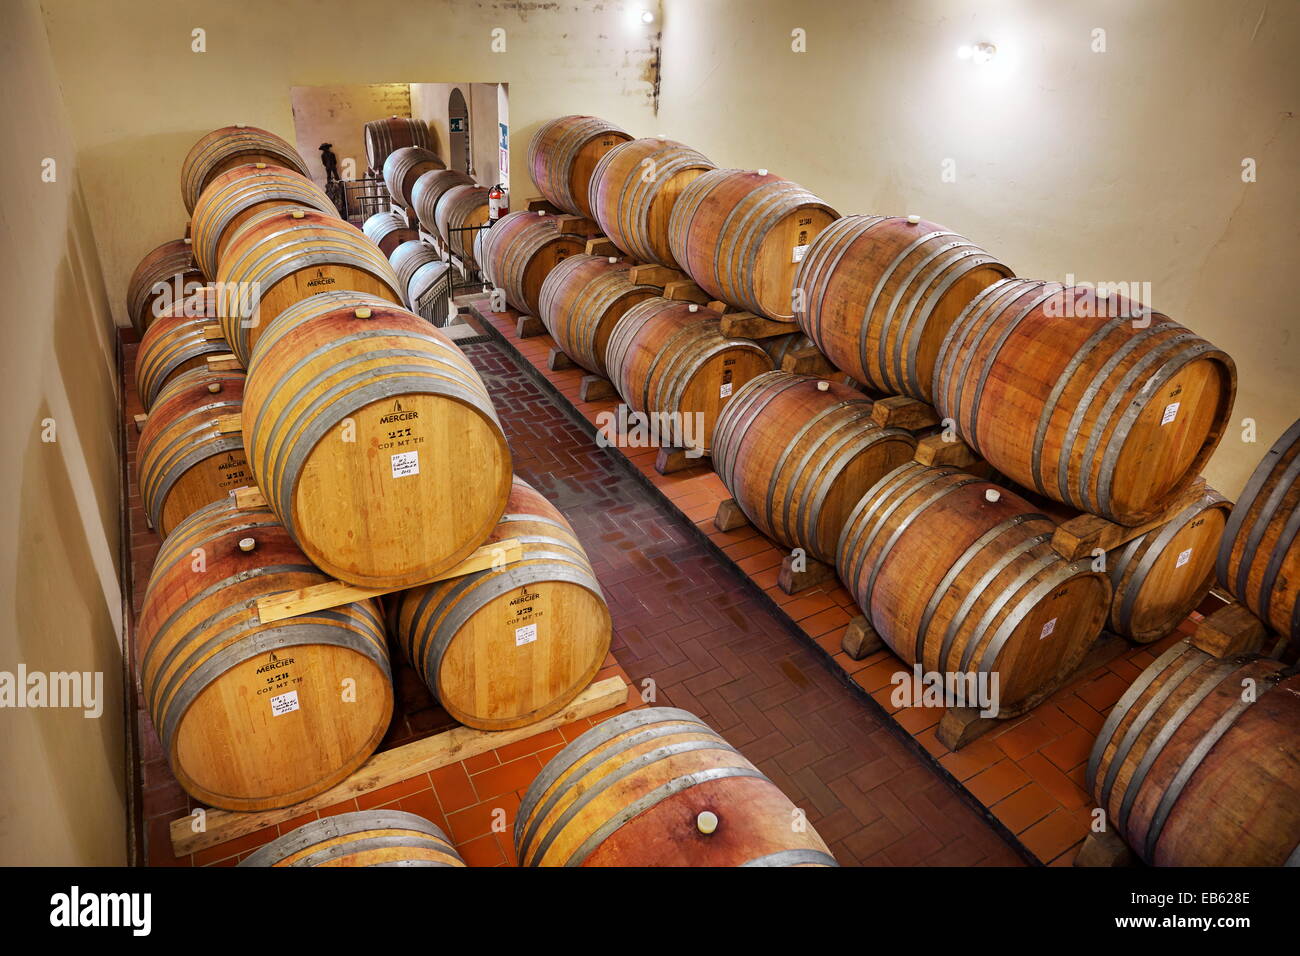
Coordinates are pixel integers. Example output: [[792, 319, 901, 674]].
[[448, 88, 471, 175]]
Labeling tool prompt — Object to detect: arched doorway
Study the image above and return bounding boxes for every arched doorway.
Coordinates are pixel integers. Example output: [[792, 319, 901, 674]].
[[448, 88, 471, 175]]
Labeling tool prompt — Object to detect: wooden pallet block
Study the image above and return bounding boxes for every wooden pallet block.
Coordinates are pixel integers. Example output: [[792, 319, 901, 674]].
[[871, 395, 940, 431], [778, 552, 836, 595], [579, 374, 617, 402], [516, 314, 546, 338], [1049, 477, 1208, 561], [552, 214, 603, 238], [585, 236, 621, 257], [525, 196, 565, 214], [706, 300, 737, 314], [713, 497, 749, 532], [718, 311, 792, 341], [205, 353, 241, 373], [780, 346, 837, 377], [841, 615, 885, 660], [547, 347, 575, 371], [912, 432, 983, 469], [132, 413, 148, 433], [654, 446, 706, 475], [1073, 827, 1137, 867], [662, 279, 710, 304], [202, 323, 224, 341], [1190, 601, 1269, 658], [628, 263, 688, 287]]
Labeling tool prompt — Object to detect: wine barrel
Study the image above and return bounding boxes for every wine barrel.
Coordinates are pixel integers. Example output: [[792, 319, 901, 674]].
[[126, 238, 203, 334], [190, 163, 337, 279], [933, 279, 1236, 525], [389, 476, 611, 730], [362, 210, 418, 257], [365, 116, 435, 174], [137, 367, 249, 536], [527, 115, 632, 219], [838, 463, 1111, 716], [795, 215, 1013, 403], [411, 169, 475, 233], [1108, 488, 1230, 642], [382, 146, 445, 210], [477, 210, 588, 316], [390, 240, 452, 315], [135, 293, 226, 410], [712, 371, 915, 562], [1087, 642, 1300, 865], [587, 138, 715, 269], [181, 125, 309, 214], [537, 254, 658, 376], [1217, 418, 1300, 638], [433, 184, 490, 265], [668, 169, 838, 321], [606, 297, 774, 454], [515, 707, 838, 867], [240, 810, 466, 867], [216, 206, 403, 366], [243, 291, 511, 588], [138, 496, 392, 811]]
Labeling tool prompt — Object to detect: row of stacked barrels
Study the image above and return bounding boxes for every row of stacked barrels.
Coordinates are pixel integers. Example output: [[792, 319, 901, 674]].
[[125, 123, 836, 866], [510, 116, 1297, 866]]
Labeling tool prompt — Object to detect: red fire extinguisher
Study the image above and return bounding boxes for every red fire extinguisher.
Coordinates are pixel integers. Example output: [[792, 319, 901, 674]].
[[488, 183, 507, 222]]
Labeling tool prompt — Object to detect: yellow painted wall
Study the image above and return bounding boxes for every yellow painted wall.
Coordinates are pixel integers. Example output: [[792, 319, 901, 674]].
[[0, 0, 127, 865], [410, 82, 506, 187], [657, 0, 1299, 497], [289, 83, 414, 185]]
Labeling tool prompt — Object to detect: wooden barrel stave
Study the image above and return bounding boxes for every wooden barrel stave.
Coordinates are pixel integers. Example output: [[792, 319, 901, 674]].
[[240, 810, 465, 867], [515, 707, 838, 866], [537, 254, 658, 376], [364, 116, 435, 174], [362, 210, 418, 257], [527, 115, 633, 219], [382, 146, 445, 210], [478, 210, 588, 316], [181, 125, 309, 214], [126, 238, 204, 334]]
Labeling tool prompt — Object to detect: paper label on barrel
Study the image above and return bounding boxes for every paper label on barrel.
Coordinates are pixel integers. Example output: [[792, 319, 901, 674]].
[[1161, 402, 1180, 425], [719, 382, 733, 398], [270, 690, 300, 717], [792, 244, 809, 264], [1039, 618, 1057, 640], [515, 623, 537, 646], [1176, 547, 1193, 568], [391, 450, 419, 478]]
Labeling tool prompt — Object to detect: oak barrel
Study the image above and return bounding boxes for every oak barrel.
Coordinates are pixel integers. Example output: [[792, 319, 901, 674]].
[[433, 184, 490, 265], [390, 240, 452, 316], [243, 291, 511, 588], [240, 810, 466, 867], [1087, 642, 1300, 865], [411, 169, 475, 233], [138, 496, 391, 811], [933, 279, 1236, 525], [126, 238, 203, 334], [795, 215, 1013, 402], [190, 163, 337, 279], [364, 116, 435, 174], [668, 169, 838, 321], [362, 210, 418, 257], [527, 115, 632, 219], [712, 371, 916, 562], [135, 291, 226, 410], [515, 707, 838, 866], [537, 254, 658, 377], [216, 206, 403, 366], [606, 297, 774, 454], [137, 367, 250, 536], [587, 137, 715, 268], [180, 125, 309, 214], [1217, 418, 1300, 638], [477, 210, 588, 316], [389, 476, 612, 731], [382, 145, 445, 210], [838, 463, 1111, 716]]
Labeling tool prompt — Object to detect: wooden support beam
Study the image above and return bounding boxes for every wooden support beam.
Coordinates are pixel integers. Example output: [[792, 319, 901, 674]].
[[713, 498, 749, 532], [628, 264, 688, 287], [778, 553, 836, 595], [516, 315, 546, 338], [202, 323, 224, 341], [780, 346, 836, 377], [1050, 478, 1207, 560], [579, 374, 617, 402], [256, 538, 524, 624], [718, 311, 792, 340], [232, 486, 266, 509], [1074, 828, 1137, 867], [133, 413, 148, 433], [206, 353, 242, 372], [654, 446, 704, 475], [551, 214, 602, 237], [1190, 601, 1269, 658], [705, 300, 737, 314], [168, 675, 632, 857], [584, 237, 621, 257], [841, 615, 884, 660], [215, 413, 242, 435], [663, 279, 711, 304], [913, 432, 981, 468], [547, 347, 575, 371], [871, 395, 940, 431], [525, 197, 564, 214]]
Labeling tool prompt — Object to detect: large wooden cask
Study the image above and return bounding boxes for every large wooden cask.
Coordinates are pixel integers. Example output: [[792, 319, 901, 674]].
[[126, 238, 203, 334], [137, 367, 249, 536], [411, 169, 475, 233], [668, 169, 838, 321], [538, 254, 658, 376], [933, 279, 1236, 525], [1217, 419, 1300, 638], [241, 810, 466, 867], [243, 291, 511, 588], [1107, 488, 1230, 642], [216, 206, 403, 366], [389, 477, 611, 730], [134, 294, 225, 411], [390, 240, 452, 315], [477, 210, 587, 316], [364, 116, 434, 174], [527, 115, 632, 219], [433, 184, 491, 265], [516, 707, 839, 867], [180, 125, 309, 214], [838, 463, 1111, 716], [362, 210, 418, 257], [382, 145, 445, 210], [606, 298, 774, 454], [587, 138, 715, 269], [138, 496, 391, 811], [190, 163, 337, 279], [795, 215, 1013, 403], [712, 371, 915, 562], [1087, 642, 1300, 865]]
